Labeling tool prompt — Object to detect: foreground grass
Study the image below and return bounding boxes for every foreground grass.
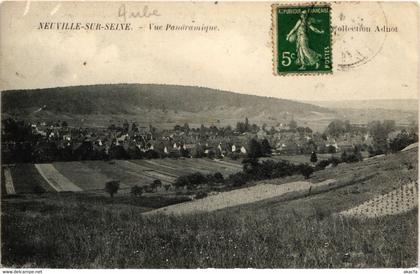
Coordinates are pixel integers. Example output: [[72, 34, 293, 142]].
[[2, 150, 418, 268], [2, 193, 417, 268]]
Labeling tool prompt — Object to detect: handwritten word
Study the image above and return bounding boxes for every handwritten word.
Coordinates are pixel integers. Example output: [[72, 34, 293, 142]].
[[118, 4, 160, 22]]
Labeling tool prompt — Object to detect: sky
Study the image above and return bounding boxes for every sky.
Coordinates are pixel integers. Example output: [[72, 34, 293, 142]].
[[0, 1, 418, 101]]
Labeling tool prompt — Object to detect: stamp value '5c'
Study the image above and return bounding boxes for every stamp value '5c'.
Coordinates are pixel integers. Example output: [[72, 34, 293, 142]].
[[272, 4, 332, 75]]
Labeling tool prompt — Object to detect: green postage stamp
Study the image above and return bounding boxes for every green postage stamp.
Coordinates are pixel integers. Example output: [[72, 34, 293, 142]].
[[272, 4, 332, 75]]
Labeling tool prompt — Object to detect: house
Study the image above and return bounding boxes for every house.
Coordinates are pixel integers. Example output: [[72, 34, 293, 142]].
[[257, 129, 267, 140], [325, 140, 339, 151], [116, 134, 129, 145], [276, 142, 299, 155], [63, 134, 71, 141]]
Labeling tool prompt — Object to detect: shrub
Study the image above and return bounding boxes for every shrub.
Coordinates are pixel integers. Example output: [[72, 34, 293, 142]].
[[144, 149, 160, 159], [152, 179, 162, 189], [206, 172, 224, 184], [174, 172, 208, 188], [192, 147, 205, 158], [229, 153, 239, 160], [33, 184, 45, 194], [389, 130, 418, 152], [312, 204, 332, 220], [330, 157, 340, 166], [168, 150, 181, 159], [341, 148, 363, 163], [108, 145, 128, 160], [242, 157, 259, 174], [144, 185, 155, 193], [315, 159, 331, 171], [206, 150, 216, 159], [261, 139, 272, 156], [127, 146, 143, 159], [368, 146, 385, 157], [213, 172, 224, 184], [247, 138, 263, 159], [195, 191, 208, 199], [310, 152, 318, 163], [131, 185, 143, 197], [315, 157, 341, 171], [327, 145, 337, 153], [271, 160, 298, 178], [105, 180, 120, 198], [180, 147, 190, 158], [249, 160, 297, 179], [299, 164, 314, 179], [345, 153, 357, 162], [227, 172, 247, 187]]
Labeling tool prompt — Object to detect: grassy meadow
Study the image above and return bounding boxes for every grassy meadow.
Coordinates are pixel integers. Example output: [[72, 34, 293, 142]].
[[1, 149, 418, 268], [2, 184, 417, 268], [5, 158, 242, 196]]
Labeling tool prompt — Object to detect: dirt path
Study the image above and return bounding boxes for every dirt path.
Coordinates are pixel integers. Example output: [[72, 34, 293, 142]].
[[339, 180, 418, 218], [35, 164, 82, 192], [3, 168, 16, 195], [145, 179, 339, 216]]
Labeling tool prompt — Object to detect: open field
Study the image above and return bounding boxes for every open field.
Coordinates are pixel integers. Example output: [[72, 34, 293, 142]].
[[148, 179, 340, 216], [1, 191, 416, 268], [340, 180, 418, 218], [8, 164, 56, 194], [3, 168, 16, 195], [35, 164, 82, 192], [1, 148, 417, 268], [154, 148, 419, 217], [83, 161, 167, 190], [53, 162, 127, 191], [2, 158, 243, 195], [262, 153, 340, 164], [261, 152, 370, 165]]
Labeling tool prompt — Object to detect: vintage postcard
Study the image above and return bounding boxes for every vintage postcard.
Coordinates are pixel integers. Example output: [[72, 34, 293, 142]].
[[0, 0, 418, 270]]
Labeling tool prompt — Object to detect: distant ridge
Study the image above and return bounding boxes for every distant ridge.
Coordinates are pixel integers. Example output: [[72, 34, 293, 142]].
[[307, 99, 418, 112], [1, 83, 331, 117], [2, 84, 418, 132]]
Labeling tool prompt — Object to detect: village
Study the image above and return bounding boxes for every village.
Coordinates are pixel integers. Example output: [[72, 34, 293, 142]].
[[3, 116, 415, 164]]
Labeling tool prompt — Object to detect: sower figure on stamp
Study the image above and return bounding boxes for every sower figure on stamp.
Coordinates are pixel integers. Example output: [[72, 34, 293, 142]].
[[286, 10, 324, 70]]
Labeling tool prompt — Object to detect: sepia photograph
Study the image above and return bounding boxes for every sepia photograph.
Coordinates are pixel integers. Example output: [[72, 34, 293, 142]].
[[0, 0, 418, 270]]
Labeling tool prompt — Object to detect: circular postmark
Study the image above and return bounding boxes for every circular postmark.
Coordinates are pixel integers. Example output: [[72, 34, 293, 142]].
[[332, 2, 388, 71]]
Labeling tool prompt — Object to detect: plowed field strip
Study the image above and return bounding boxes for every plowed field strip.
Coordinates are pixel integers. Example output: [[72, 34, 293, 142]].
[[54, 162, 129, 190], [152, 159, 205, 173], [129, 160, 180, 178], [3, 168, 16, 195], [82, 161, 153, 187], [143, 171, 175, 183], [200, 158, 242, 170], [194, 159, 240, 173], [197, 160, 239, 174], [9, 164, 55, 193], [340, 181, 418, 218], [115, 161, 172, 184], [177, 160, 221, 173], [165, 159, 227, 174], [146, 181, 312, 216], [35, 164, 82, 192]]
